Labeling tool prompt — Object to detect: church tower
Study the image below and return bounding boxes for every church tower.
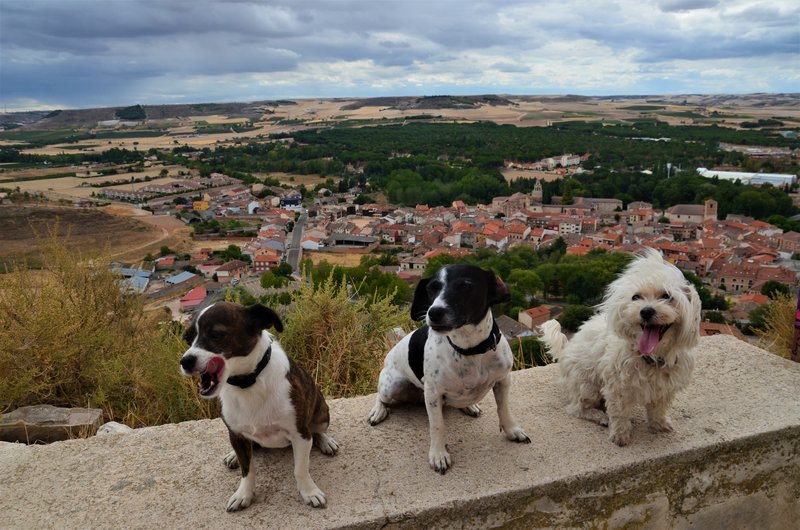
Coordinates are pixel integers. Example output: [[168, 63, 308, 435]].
[[531, 180, 543, 203], [703, 199, 718, 221]]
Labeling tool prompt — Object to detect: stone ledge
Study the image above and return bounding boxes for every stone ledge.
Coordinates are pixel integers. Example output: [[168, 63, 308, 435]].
[[1, 335, 799, 529]]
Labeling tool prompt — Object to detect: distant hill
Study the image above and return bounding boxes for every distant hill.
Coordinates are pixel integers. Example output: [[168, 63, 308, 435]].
[[0, 100, 297, 130], [2, 93, 798, 131], [340, 94, 515, 110]]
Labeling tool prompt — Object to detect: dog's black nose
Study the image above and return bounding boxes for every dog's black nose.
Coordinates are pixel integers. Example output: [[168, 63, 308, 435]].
[[640, 307, 656, 321], [180, 355, 196, 371], [427, 306, 447, 324]]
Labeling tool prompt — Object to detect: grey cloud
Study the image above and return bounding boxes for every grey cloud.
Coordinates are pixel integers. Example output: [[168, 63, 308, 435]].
[[657, 0, 719, 12], [0, 0, 796, 109]]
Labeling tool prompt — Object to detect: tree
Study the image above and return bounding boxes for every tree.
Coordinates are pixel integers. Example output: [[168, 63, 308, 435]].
[[353, 193, 372, 205], [558, 305, 594, 332], [761, 281, 791, 300], [273, 262, 293, 277], [562, 183, 574, 205], [159, 245, 173, 257], [704, 311, 727, 324], [220, 244, 249, 262], [260, 271, 289, 289], [508, 269, 543, 304]]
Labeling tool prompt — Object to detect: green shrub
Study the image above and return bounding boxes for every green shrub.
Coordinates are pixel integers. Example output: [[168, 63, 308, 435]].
[[279, 274, 413, 398], [0, 233, 217, 427]]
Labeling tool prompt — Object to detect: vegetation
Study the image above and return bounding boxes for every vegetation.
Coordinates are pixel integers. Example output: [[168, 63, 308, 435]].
[[752, 293, 794, 359], [115, 104, 146, 120], [761, 280, 792, 300], [0, 234, 216, 427], [279, 273, 413, 397], [301, 255, 412, 306]]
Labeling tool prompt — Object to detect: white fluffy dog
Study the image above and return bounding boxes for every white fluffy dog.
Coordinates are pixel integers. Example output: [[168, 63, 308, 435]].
[[540, 249, 701, 446]]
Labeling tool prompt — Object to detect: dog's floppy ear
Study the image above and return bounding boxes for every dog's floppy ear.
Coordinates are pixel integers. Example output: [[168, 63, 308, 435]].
[[410, 277, 432, 321], [486, 270, 511, 305], [246, 303, 284, 333], [182, 319, 197, 345]]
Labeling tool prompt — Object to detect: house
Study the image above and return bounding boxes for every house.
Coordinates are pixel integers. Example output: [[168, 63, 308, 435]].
[[252, 252, 281, 273], [518, 306, 551, 330], [665, 199, 718, 224], [180, 285, 208, 312], [699, 322, 747, 342], [496, 314, 536, 340], [399, 256, 427, 272], [301, 236, 323, 251], [215, 260, 250, 282]]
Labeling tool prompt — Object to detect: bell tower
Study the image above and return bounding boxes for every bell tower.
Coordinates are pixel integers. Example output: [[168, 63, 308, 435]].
[[531, 180, 543, 202]]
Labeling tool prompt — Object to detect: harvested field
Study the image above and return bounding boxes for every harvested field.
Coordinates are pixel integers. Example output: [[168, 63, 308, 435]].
[[0, 205, 161, 270], [304, 251, 367, 267], [255, 172, 333, 187]]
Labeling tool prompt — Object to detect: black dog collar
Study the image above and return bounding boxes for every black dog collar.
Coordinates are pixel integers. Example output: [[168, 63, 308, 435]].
[[447, 320, 502, 356], [226, 346, 272, 389], [642, 355, 666, 368]]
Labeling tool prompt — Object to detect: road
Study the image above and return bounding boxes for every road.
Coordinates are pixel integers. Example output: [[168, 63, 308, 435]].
[[286, 211, 307, 273]]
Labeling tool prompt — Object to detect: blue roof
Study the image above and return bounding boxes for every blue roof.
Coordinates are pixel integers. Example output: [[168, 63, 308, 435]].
[[166, 271, 197, 285], [120, 276, 149, 294], [113, 267, 152, 278]]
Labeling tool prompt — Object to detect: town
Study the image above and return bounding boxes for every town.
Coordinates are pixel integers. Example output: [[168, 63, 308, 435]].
[[82, 148, 799, 345]]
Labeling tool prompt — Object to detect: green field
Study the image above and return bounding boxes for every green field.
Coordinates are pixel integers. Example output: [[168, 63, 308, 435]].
[[621, 105, 666, 111]]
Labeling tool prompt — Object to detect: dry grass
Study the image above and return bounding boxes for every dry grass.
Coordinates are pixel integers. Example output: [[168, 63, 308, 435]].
[[0, 231, 217, 426], [280, 274, 413, 398], [755, 293, 795, 359], [0, 205, 160, 269]]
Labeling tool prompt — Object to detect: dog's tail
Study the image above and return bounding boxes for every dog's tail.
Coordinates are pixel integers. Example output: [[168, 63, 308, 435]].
[[539, 319, 568, 360]]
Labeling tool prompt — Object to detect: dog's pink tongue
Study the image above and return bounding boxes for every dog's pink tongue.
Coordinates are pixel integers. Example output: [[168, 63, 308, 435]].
[[207, 355, 225, 375], [639, 325, 660, 355]]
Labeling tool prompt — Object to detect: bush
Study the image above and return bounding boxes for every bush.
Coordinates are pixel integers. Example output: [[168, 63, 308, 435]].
[[0, 233, 216, 427], [279, 273, 413, 397], [754, 293, 794, 359], [507, 336, 551, 369], [558, 304, 594, 332]]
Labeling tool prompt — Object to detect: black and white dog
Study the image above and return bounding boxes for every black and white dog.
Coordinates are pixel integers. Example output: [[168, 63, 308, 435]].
[[180, 302, 338, 512], [367, 264, 530, 474]]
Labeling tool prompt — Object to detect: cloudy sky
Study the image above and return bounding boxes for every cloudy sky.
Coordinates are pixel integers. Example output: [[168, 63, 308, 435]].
[[1, 0, 798, 110]]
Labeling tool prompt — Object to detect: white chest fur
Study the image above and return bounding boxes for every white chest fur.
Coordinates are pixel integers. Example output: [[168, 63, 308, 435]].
[[220, 349, 297, 448], [425, 333, 513, 408]]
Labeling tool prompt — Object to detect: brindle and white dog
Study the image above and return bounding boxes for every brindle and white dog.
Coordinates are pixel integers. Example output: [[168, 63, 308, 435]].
[[180, 302, 337, 511]]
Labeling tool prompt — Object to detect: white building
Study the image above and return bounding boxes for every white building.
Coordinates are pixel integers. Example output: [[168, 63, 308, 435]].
[[697, 168, 796, 188]]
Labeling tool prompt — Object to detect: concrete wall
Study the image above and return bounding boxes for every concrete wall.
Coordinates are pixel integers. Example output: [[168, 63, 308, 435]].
[[1, 335, 798, 529]]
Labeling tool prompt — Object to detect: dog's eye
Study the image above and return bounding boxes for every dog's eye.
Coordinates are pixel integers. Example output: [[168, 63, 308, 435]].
[[659, 293, 672, 301], [632, 294, 641, 301], [209, 330, 226, 341], [454, 280, 474, 291], [427, 280, 443, 294]]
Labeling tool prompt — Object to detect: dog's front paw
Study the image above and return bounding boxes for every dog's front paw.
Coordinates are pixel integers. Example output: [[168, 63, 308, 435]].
[[610, 432, 631, 446], [315, 433, 339, 456], [502, 425, 531, 444], [460, 404, 482, 417], [300, 487, 327, 508], [223, 450, 239, 469], [648, 419, 674, 433], [367, 400, 389, 426], [428, 447, 452, 474], [226, 490, 253, 512]]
